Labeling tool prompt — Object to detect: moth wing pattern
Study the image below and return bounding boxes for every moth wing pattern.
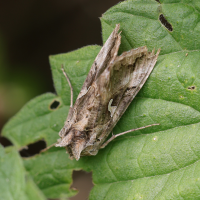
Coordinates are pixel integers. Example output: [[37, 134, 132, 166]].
[[77, 24, 121, 99], [110, 47, 160, 128], [56, 24, 160, 160]]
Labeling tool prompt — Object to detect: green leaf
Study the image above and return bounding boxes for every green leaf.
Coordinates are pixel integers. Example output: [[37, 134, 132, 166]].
[[0, 145, 45, 200], [2, 93, 64, 148], [50, 45, 102, 105], [2, 0, 200, 199], [23, 150, 84, 199], [2, 46, 101, 199], [101, 0, 181, 54]]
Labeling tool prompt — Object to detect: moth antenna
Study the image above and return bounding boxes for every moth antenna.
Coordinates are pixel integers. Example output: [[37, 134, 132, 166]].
[[100, 123, 160, 149], [61, 65, 74, 108]]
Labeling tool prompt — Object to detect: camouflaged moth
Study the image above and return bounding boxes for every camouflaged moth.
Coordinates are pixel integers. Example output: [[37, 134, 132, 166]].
[[55, 24, 160, 160]]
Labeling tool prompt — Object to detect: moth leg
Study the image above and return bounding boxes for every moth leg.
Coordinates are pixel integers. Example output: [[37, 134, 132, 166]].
[[100, 123, 159, 149], [61, 65, 74, 108], [40, 141, 58, 153]]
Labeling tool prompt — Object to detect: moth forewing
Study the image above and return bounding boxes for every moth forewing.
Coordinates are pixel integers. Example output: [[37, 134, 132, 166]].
[[77, 24, 121, 99], [56, 24, 160, 160], [98, 48, 161, 147]]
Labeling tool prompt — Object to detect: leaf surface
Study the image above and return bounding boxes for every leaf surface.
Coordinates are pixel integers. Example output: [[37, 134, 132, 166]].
[[0, 145, 45, 200]]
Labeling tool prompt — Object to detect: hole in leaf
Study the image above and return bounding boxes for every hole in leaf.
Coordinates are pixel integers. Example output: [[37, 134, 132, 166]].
[[70, 170, 93, 200], [50, 100, 60, 110], [159, 14, 173, 31], [0, 136, 13, 147], [19, 140, 46, 157], [188, 86, 196, 90]]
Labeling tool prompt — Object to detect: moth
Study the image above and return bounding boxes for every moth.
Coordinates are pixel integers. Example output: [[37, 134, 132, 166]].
[[55, 24, 160, 160]]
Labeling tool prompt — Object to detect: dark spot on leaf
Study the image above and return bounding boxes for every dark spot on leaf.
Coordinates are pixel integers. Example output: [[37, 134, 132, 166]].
[[0, 136, 12, 147], [155, 0, 160, 3], [19, 140, 46, 157], [50, 100, 60, 110], [159, 14, 173, 31], [188, 86, 195, 90], [70, 170, 93, 200]]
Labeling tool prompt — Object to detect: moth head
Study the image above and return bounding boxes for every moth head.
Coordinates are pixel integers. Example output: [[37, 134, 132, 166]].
[[56, 129, 74, 147], [58, 127, 67, 138]]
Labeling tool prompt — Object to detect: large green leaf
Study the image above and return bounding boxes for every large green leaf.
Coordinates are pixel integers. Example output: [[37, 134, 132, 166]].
[[0, 145, 45, 200], [2, 46, 100, 199], [23, 149, 83, 199], [2, 0, 200, 199]]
